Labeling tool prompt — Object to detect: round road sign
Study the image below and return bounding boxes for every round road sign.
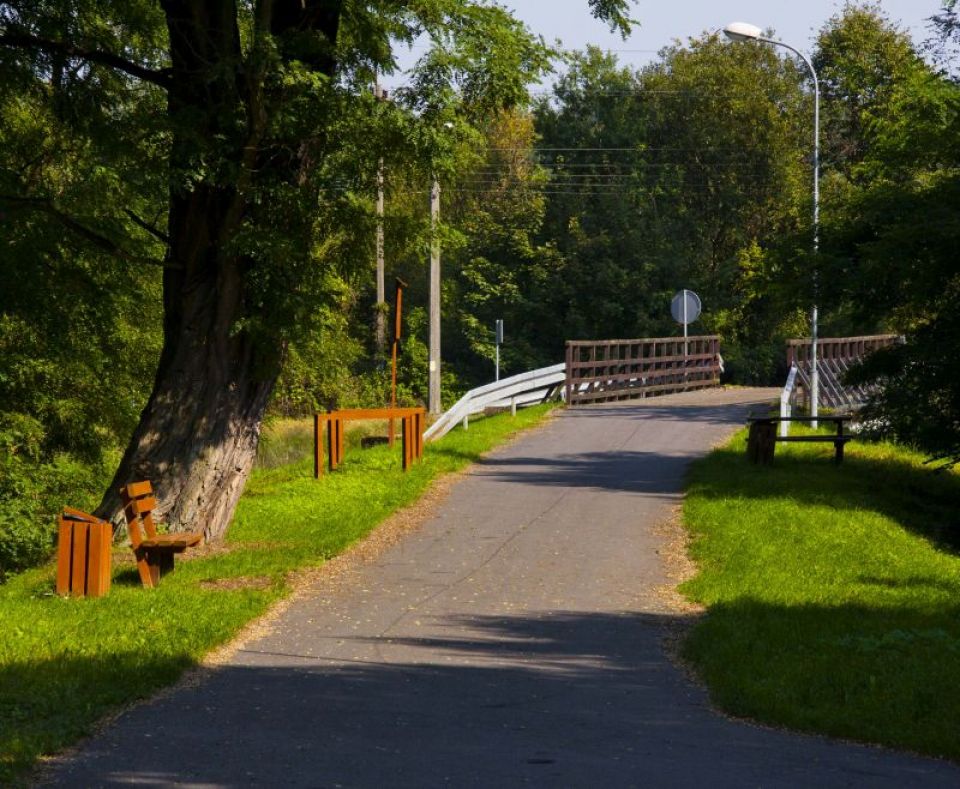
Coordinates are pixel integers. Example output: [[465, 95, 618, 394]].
[[671, 289, 701, 325]]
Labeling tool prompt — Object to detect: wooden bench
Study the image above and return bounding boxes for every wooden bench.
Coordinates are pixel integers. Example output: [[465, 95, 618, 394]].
[[747, 415, 854, 464], [120, 481, 202, 588]]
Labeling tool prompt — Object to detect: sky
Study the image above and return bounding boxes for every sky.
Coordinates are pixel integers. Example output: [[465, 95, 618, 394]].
[[384, 0, 946, 88]]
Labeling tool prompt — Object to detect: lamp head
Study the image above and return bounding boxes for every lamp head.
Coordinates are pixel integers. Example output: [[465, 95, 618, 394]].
[[723, 21, 763, 42]]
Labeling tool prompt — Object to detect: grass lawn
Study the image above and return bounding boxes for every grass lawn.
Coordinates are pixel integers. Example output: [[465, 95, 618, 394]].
[[681, 427, 960, 761], [0, 404, 554, 784]]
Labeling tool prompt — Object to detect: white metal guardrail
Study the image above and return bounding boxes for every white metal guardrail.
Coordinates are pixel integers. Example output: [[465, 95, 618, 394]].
[[423, 363, 566, 442], [780, 363, 799, 437]]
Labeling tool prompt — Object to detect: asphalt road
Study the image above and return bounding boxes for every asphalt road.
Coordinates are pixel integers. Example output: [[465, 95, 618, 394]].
[[45, 388, 960, 787]]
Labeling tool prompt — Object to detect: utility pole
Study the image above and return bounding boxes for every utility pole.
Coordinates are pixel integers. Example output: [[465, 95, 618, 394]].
[[428, 177, 441, 415], [374, 80, 387, 358]]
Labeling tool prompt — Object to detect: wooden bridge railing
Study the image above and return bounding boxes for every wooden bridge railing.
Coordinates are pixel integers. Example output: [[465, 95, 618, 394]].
[[785, 334, 900, 411], [786, 334, 899, 367], [565, 336, 722, 406]]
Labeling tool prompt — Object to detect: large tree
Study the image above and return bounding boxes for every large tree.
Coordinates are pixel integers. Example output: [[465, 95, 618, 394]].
[[0, 0, 631, 541]]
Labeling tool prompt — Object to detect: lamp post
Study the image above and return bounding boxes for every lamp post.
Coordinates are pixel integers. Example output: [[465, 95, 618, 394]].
[[724, 22, 820, 426]]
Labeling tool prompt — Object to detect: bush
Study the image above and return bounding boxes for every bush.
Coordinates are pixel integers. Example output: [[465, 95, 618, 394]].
[[0, 413, 113, 580]]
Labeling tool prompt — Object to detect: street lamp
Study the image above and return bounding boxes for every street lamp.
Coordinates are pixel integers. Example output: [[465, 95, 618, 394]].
[[724, 22, 820, 425]]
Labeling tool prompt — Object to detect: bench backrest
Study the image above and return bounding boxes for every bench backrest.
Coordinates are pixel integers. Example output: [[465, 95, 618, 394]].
[[119, 481, 159, 549]]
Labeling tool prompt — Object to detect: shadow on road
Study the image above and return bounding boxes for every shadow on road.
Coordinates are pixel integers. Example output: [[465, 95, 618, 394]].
[[41, 608, 960, 788]]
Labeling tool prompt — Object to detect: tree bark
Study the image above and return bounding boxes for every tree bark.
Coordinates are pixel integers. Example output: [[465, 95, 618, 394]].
[[96, 0, 343, 541]]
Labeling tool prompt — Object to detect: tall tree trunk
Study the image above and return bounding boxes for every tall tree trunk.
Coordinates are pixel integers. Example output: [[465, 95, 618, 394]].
[[97, 0, 343, 541]]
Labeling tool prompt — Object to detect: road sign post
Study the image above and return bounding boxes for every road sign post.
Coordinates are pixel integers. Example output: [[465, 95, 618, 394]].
[[671, 290, 702, 384], [495, 319, 504, 382]]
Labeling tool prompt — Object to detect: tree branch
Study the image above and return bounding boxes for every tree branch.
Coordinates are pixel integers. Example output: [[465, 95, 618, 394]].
[[124, 208, 170, 244], [0, 31, 172, 89], [1, 194, 180, 269]]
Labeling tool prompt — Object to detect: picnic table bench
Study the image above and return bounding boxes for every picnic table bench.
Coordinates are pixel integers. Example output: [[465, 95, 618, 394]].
[[747, 414, 854, 465], [120, 481, 202, 588]]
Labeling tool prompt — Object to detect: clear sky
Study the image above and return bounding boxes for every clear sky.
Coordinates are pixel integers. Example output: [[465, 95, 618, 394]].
[[385, 0, 946, 87]]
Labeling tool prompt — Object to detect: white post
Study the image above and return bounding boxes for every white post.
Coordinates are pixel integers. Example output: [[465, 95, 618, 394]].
[[810, 60, 820, 429]]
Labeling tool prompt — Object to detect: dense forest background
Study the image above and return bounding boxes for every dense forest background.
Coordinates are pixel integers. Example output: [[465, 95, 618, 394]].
[[1, 1, 958, 576]]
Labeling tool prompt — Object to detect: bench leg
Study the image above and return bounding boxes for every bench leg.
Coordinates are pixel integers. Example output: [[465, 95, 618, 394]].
[[747, 422, 776, 464], [835, 440, 844, 464], [137, 549, 176, 588]]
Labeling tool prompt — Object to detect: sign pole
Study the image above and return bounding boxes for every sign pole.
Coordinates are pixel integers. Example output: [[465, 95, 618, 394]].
[[683, 290, 689, 385], [495, 319, 503, 382]]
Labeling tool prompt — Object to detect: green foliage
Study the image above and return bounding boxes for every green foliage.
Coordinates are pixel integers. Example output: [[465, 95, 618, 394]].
[[0, 4, 165, 575], [0, 405, 554, 783], [682, 430, 960, 760], [813, 3, 920, 174], [528, 40, 810, 381], [815, 5, 960, 465], [0, 414, 115, 578]]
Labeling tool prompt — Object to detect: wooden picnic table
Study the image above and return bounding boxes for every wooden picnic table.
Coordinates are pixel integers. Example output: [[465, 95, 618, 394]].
[[746, 414, 853, 464]]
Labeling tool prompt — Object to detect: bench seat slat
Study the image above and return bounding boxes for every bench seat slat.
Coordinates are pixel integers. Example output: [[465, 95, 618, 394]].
[[139, 533, 202, 549], [776, 436, 853, 443]]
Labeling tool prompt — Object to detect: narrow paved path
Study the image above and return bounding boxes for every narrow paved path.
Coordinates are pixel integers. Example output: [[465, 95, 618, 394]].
[[47, 389, 960, 787]]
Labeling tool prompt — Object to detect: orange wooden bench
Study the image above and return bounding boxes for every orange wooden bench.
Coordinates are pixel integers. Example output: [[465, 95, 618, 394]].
[[120, 481, 202, 588]]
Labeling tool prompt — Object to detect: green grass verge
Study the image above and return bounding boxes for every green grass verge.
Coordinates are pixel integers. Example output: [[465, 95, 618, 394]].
[[681, 428, 960, 760], [0, 404, 554, 784]]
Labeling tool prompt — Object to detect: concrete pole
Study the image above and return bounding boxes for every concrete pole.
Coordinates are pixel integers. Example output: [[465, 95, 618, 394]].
[[375, 155, 385, 356], [428, 177, 441, 415], [374, 80, 386, 358]]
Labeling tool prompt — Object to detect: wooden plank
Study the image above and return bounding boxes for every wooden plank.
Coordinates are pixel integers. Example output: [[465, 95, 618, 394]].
[[133, 496, 158, 515], [570, 367, 720, 386], [317, 407, 425, 421], [570, 377, 719, 403], [141, 511, 159, 540], [777, 436, 853, 443], [61, 506, 99, 522], [327, 417, 337, 471], [314, 413, 321, 478], [567, 354, 714, 370], [56, 519, 72, 595], [70, 521, 89, 596], [134, 548, 155, 588], [86, 521, 111, 598], [123, 480, 153, 498], [99, 521, 112, 596], [566, 335, 720, 348]]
